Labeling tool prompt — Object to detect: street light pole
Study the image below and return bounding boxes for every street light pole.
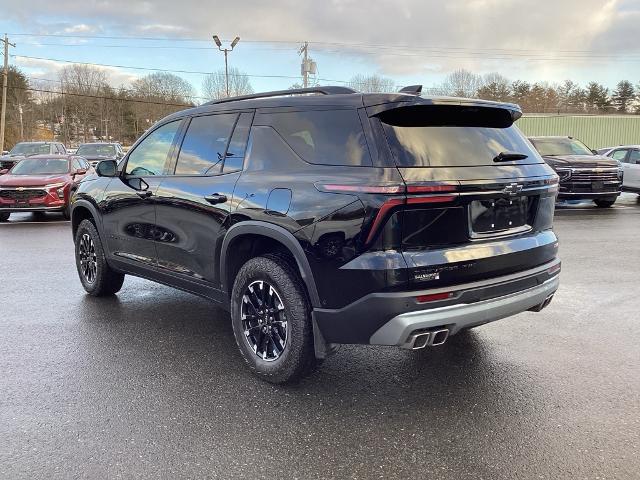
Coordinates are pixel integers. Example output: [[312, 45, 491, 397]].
[[213, 35, 240, 98]]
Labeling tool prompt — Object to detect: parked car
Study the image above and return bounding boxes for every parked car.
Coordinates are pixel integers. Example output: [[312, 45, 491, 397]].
[[0, 141, 67, 173], [600, 145, 640, 194], [71, 86, 561, 383], [528, 136, 623, 207], [75, 142, 125, 168], [0, 155, 91, 221]]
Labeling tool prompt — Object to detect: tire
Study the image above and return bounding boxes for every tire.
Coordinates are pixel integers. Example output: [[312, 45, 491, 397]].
[[593, 198, 616, 208], [0, 212, 9, 222], [230, 253, 316, 384], [74, 219, 125, 296]]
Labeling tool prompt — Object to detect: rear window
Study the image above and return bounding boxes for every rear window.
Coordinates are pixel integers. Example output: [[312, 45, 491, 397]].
[[379, 105, 541, 167], [267, 110, 371, 166]]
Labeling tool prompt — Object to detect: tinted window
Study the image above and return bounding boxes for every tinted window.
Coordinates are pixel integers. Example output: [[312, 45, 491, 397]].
[[379, 105, 540, 167], [125, 120, 181, 176], [175, 114, 236, 175], [223, 113, 253, 173], [11, 158, 69, 175], [611, 149, 628, 162], [9, 143, 51, 156], [630, 150, 640, 164], [268, 110, 371, 166], [76, 144, 116, 157], [529, 137, 593, 156], [72, 158, 83, 171]]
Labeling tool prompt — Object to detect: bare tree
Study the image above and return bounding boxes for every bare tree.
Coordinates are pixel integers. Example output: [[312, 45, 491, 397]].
[[202, 67, 254, 100], [438, 69, 483, 98], [59, 64, 109, 142], [130, 72, 195, 133], [348, 74, 395, 93]]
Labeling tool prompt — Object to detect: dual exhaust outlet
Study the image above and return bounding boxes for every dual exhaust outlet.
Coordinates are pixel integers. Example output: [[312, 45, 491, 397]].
[[402, 328, 450, 350]]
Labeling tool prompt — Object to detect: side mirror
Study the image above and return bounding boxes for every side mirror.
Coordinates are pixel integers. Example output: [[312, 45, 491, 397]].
[[0, 168, 8, 175], [76, 168, 88, 175], [96, 160, 118, 177], [591, 149, 598, 155], [1, 150, 8, 155]]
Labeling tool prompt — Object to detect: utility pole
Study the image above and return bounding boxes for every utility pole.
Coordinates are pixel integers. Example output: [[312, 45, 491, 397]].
[[213, 35, 240, 98], [1, 34, 16, 152], [299, 42, 316, 88]]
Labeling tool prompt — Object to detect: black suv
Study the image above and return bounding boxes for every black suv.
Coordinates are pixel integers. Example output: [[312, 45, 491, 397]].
[[71, 86, 561, 383], [528, 136, 623, 207]]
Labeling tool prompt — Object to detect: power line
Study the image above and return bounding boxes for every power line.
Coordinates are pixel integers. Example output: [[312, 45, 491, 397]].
[[9, 31, 640, 56], [12, 54, 351, 83]]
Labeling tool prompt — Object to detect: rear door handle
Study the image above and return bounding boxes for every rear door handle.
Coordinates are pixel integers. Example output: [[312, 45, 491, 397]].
[[204, 193, 227, 205], [136, 190, 153, 198]]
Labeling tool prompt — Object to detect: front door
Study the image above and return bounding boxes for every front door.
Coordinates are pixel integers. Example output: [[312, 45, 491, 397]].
[[154, 112, 253, 294], [626, 149, 640, 189], [102, 119, 183, 269]]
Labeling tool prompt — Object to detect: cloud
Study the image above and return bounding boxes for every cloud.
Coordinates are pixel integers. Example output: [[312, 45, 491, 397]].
[[3, 0, 639, 85], [14, 56, 140, 88], [63, 24, 98, 34]]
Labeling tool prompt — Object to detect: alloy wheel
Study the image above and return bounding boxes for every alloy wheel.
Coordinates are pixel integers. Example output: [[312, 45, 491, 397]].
[[78, 233, 98, 284], [241, 280, 288, 362]]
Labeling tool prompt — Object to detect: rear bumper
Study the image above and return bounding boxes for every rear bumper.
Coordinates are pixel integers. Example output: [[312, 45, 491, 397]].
[[369, 274, 559, 346], [313, 258, 560, 345]]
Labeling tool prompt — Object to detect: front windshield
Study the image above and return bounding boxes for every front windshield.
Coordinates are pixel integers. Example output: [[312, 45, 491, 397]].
[[10, 158, 69, 175], [9, 143, 51, 156], [76, 144, 116, 157], [530, 138, 593, 156]]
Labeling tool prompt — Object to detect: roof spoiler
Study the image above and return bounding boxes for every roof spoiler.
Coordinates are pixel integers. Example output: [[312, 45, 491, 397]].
[[398, 85, 423, 95]]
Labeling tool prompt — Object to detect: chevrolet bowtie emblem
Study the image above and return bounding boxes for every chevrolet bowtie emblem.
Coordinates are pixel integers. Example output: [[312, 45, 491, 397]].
[[17, 187, 25, 191], [503, 183, 523, 196]]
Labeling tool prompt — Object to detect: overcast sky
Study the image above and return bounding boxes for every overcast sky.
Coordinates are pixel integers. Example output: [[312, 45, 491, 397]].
[[1, 0, 639, 96]]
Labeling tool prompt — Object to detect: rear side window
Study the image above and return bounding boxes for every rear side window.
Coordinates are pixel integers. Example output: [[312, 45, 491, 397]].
[[379, 105, 541, 167], [223, 113, 253, 173], [268, 110, 371, 166], [175, 114, 236, 175]]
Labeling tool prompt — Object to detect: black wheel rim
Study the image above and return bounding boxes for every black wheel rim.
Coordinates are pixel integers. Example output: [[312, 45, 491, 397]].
[[78, 233, 97, 284], [240, 280, 288, 362]]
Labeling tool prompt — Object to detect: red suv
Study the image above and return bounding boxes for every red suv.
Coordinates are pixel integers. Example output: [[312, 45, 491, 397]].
[[0, 155, 91, 221]]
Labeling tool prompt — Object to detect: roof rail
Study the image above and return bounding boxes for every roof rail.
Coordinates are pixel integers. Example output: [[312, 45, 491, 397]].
[[398, 85, 423, 95], [204, 86, 358, 106]]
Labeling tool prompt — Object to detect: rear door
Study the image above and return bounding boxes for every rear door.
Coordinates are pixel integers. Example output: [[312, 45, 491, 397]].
[[153, 111, 252, 295], [369, 103, 558, 287]]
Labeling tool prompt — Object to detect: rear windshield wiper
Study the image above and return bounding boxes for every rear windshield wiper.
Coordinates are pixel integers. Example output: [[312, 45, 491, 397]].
[[493, 151, 528, 162]]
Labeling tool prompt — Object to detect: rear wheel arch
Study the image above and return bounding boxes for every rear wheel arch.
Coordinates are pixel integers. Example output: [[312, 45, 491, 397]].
[[220, 222, 321, 309]]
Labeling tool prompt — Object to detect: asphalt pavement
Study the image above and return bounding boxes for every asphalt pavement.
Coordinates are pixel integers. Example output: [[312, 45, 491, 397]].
[[1, 194, 639, 479]]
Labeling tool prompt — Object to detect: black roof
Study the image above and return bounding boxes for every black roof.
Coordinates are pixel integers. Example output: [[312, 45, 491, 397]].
[[162, 86, 522, 123]]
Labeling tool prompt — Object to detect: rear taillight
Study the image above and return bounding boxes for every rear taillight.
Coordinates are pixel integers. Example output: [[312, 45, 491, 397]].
[[317, 182, 459, 246]]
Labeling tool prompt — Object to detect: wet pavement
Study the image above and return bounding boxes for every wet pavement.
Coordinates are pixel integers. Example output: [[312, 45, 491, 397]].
[[1, 194, 639, 479]]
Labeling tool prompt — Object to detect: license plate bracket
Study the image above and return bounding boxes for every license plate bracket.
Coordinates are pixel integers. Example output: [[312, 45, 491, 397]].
[[470, 197, 528, 235], [591, 181, 604, 191]]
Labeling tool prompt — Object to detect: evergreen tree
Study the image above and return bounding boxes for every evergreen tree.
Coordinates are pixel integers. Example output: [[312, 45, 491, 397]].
[[611, 80, 635, 113]]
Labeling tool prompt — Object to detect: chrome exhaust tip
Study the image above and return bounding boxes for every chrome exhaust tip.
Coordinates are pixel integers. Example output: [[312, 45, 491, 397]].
[[401, 328, 450, 349], [428, 328, 449, 346], [402, 332, 431, 350]]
